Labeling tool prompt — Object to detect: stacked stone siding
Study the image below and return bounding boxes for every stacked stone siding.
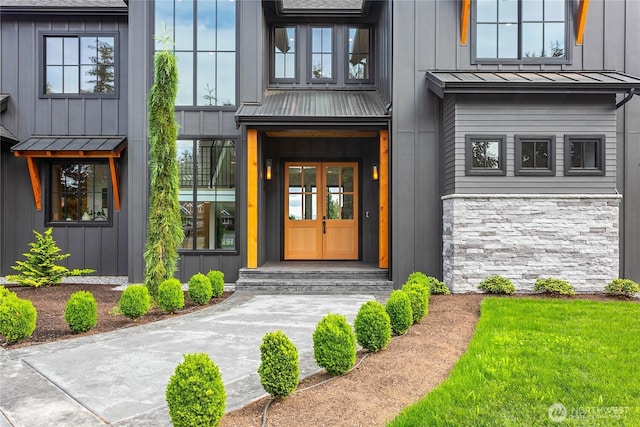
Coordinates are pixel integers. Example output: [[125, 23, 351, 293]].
[[442, 195, 620, 293]]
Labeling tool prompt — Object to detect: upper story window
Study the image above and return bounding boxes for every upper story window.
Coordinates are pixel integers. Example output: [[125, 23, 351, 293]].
[[155, 0, 236, 107], [274, 27, 296, 80], [475, 0, 566, 62], [347, 27, 370, 81], [44, 35, 116, 95], [311, 27, 333, 80]]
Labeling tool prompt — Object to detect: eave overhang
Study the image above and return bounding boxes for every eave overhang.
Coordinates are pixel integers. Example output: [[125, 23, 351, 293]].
[[272, 0, 369, 16], [0, 0, 127, 15]]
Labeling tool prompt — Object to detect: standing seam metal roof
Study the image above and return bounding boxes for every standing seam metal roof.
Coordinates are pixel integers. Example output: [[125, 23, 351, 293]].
[[11, 136, 127, 153]]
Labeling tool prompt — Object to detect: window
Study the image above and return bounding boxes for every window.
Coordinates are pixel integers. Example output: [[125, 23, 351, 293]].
[[274, 27, 297, 80], [155, 0, 236, 106], [564, 135, 605, 176], [475, 0, 566, 61], [311, 27, 333, 80], [347, 27, 370, 81], [515, 135, 555, 176], [178, 139, 236, 250], [44, 35, 116, 95], [49, 162, 110, 223], [465, 135, 506, 175]]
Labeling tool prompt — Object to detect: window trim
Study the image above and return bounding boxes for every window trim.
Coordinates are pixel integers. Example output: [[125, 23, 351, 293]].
[[465, 134, 507, 176], [39, 32, 119, 99], [564, 134, 606, 176], [271, 26, 299, 84], [345, 26, 373, 84], [514, 135, 556, 176], [471, 0, 571, 65], [308, 25, 337, 84]]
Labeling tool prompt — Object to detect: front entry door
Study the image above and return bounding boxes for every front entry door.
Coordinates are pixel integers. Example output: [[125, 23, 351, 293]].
[[284, 162, 358, 260]]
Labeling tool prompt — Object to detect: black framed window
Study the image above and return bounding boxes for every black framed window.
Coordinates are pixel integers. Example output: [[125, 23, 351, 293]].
[[178, 139, 236, 250], [310, 26, 333, 80], [274, 27, 297, 81], [465, 135, 507, 176], [515, 135, 555, 176], [347, 27, 370, 81], [564, 135, 605, 176], [43, 35, 116, 95], [155, 0, 236, 106], [49, 162, 111, 224], [475, 0, 567, 62]]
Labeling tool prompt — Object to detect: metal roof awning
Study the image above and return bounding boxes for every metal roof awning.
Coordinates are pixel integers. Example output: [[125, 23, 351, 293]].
[[426, 71, 640, 98], [0, 126, 19, 145], [11, 136, 126, 212], [236, 90, 390, 127]]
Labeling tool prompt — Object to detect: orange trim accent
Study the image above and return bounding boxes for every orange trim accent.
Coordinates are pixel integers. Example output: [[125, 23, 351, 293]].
[[461, 0, 470, 45], [109, 157, 121, 212], [379, 130, 389, 269], [26, 157, 42, 211], [247, 129, 258, 268], [576, 0, 590, 45]]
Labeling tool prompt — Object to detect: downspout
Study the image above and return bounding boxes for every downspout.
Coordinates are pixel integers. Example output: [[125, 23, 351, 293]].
[[616, 88, 635, 109]]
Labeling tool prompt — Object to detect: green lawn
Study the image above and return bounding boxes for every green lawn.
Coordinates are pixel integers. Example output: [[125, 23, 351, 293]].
[[389, 297, 640, 426]]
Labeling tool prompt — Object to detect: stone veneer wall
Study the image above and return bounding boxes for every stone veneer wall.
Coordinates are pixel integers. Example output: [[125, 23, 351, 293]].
[[442, 195, 621, 293]]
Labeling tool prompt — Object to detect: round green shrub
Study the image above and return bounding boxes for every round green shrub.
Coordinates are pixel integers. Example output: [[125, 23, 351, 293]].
[[119, 285, 151, 319], [166, 353, 226, 427], [0, 295, 37, 343], [354, 300, 391, 352], [427, 276, 450, 295], [385, 290, 413, 335], [604, 278, 640, 298], [188, 273, 212, 305], [312, 313, 356, 376], [533, 277, 576, 296], [258, 330, 299, 398], [402, 282, 429, 324], [206, 270, 224, 298], [64, 290, 98, 333], [158, 278, 185, 313], [0, 285, 17, 302], [478, 275, 516, 294]]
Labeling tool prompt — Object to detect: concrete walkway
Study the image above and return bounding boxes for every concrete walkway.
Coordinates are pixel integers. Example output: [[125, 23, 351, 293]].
[[0, 292, 387, 426]]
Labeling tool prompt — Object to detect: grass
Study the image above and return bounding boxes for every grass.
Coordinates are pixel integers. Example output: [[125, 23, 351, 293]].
[[389, 297, 640, 426]]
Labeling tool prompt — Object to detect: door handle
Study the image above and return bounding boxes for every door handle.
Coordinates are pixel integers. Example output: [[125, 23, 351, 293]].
[[322, 216, 326, 234]]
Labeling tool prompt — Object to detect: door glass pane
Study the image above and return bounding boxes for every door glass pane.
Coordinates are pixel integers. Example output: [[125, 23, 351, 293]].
[[326, 194, 340, 219], [342, 166, 354, 192], [325, 166, 339, 187], [342, 194, 354, 219], [303, 166, 316, 192]]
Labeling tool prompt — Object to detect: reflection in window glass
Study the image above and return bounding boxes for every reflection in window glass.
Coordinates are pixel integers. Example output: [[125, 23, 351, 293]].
[[288, 166, 317, 220], [348, 28, 369, 80], [472, 141, 500, 169], [521, 141, 549, 168], [571, 141, 598, 169], [275, 27, 296, 79], [50, 163, 110, 223], [311, 27, 332, 79]]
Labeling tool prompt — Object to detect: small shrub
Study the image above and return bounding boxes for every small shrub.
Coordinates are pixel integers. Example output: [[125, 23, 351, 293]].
[[386, 290, 413, 335], [188, 273, 212, 305], [64, 290, 98, 333], [0, 294, 37, 343], [402, 282, 429, 324], [427, 276, 450, 295], [206, 270, 225, 298], [354, 301, 391, 352], [119, 285, 151, 319], [313, 313, 356, 376], [158, 278, 185, 313], [534, 278, 576, 296], [166, 353, 226, 427], [0, 285, 17, 302], [258, 330, 299, 398], [478, 275, 516, 294], [406, 272, 431, 293], [605, 278, 640, 298]]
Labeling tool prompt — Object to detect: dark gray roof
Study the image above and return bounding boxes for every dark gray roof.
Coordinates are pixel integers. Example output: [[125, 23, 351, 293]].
[[281, 0, 364, 10], [12, 136, 126, 155], [0, 94, 9, 113], [0, 126, 19, 145], [0, 0, 127, 11], [426, 71, 640, 98], [236, 90, 389, 126]]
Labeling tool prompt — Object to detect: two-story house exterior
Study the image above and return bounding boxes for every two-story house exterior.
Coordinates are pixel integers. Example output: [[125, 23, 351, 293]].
[[2, 0, 639, 291]]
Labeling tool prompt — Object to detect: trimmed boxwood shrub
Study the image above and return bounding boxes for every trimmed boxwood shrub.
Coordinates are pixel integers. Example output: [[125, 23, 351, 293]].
[[402, 282, 429, 324], [119, 284, 151, 319], [166, 353, 226, 427], [386, 290, 413, 335], [313, 313, 356, 376], [534, 277, 576, 296], [605, 278, 640, 298], [427, 276, 450, 295], [258, 330, 299, 398], [158, 278, 185, 313], [206, 270, 224, 298], [478, 275, 516, 294], [188, 273, 212, 305], [64, 290, 98, 333], [354, 300, 391, 352], [0, 292, 37, 343]]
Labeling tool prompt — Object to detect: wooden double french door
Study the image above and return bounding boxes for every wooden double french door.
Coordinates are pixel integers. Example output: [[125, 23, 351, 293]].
[[284, 162, 359, 260]]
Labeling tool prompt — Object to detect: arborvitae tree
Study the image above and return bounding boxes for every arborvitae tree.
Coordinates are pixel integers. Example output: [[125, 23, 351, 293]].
[[144, 44, 183, 300]]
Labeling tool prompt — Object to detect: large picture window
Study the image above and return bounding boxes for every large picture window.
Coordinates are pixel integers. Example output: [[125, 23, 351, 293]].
[[465, 135, 507, 176], [44, 35, 116, 95], [49, 162, 110, 223], [155, 0, 236, 106], [475, 0, 566, 61], [564, 135, 605, 176], [178, 139, 236, 250]]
